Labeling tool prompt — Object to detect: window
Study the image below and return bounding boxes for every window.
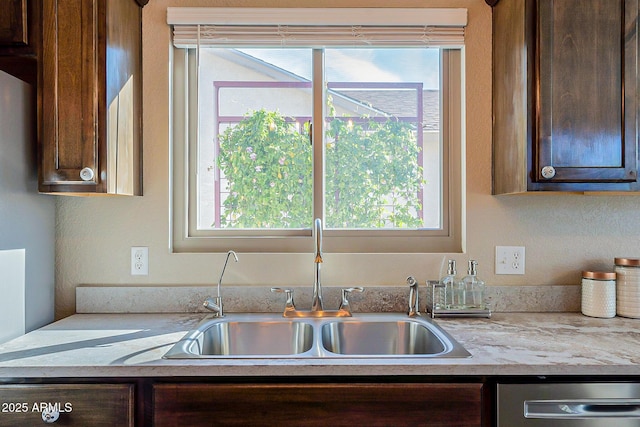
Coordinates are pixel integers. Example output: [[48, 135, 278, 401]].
[[169, 8, 466, 253]]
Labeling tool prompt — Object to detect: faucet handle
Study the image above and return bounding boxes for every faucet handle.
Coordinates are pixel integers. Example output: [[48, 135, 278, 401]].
[[271, 287, 296, 313], [203, 296, 223, 317], [339, 286, 364, 312]]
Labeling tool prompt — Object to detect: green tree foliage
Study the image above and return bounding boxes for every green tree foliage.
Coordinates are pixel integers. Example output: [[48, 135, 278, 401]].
[[217, 107, 424, 229], [218, 109, 312, 228], [325, 116, 423, 228]]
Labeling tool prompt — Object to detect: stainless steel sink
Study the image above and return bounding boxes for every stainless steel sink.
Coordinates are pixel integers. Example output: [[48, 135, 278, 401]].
[[320, 315, 471, 358], [164, 313, 470, 359], [164, 315, 314, 358], [321, 320, 446, 356]]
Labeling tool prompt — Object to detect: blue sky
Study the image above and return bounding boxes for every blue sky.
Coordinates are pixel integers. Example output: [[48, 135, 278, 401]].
[[239, 48, 440, 90]]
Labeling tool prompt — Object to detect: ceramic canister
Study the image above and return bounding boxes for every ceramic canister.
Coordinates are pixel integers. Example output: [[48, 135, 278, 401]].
[[581, 271, 616, 318], [614, 258, 640, 318]]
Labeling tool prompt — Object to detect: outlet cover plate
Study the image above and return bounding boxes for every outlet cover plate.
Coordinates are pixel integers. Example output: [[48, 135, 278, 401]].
[[131, 247, 149, 276], [495, 246, 525, 275]]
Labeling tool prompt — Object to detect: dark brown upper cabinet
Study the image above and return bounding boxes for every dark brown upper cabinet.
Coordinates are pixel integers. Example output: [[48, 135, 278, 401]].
[[492, 0, 639, 193], [39, 0, 144, 195], [0, 0, 28, 46], [0, 0, 38, 85]]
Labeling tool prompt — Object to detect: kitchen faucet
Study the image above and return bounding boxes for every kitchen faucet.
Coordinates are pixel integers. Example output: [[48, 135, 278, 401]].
[[311, 217, 323, 311], [203, 250, 238, 317], [272, 218, 363, 317]]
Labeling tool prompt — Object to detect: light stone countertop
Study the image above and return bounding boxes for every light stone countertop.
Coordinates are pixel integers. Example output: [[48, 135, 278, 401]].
[[0, 312, 639, 378]]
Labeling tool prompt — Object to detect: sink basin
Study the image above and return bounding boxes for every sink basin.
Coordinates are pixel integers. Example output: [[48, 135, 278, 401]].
[[321, 320, 446, 356], [164, 316, 314, 358], [164, 313, 470, 359], [320, 316, 470, 357]]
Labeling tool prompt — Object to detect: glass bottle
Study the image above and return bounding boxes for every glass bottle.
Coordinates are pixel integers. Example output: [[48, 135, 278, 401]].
[[461, 260, 485, 309], [440, 260, 458, 309]]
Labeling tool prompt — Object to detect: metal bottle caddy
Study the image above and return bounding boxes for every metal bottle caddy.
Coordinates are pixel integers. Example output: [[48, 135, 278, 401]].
[[426, 280, 491, 318], [425, 259, 492, 318]]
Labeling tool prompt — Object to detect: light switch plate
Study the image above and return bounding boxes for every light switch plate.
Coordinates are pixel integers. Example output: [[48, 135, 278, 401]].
[[495, 246, 525, 275]]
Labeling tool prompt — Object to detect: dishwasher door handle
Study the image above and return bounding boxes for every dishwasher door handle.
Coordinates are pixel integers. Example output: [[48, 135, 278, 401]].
[[526, 399, 640, 419]]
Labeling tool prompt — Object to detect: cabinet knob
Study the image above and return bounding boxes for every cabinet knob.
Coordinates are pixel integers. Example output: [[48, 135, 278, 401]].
[[80, 167, 95, 181], [41, 408, 59, 423], [541, 166, 556, 179]]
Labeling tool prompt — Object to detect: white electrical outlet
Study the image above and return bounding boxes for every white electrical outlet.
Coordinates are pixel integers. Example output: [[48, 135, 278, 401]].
[[495, 246, 525, 275], [131, 247, 149, 276]]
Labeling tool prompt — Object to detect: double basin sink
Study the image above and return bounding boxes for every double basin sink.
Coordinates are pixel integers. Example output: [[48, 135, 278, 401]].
[[164, 313, 470, 359]]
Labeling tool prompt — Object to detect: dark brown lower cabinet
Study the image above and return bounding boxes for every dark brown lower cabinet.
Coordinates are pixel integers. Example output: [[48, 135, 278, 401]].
[[153, 383, 483, 427], [0, 384, 134, 426]]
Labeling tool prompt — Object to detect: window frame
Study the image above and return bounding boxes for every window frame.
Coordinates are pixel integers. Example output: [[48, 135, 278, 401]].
[[169, 10, 465, 254]]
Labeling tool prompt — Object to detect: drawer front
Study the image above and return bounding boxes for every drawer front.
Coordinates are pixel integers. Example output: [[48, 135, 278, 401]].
[[0, 384, 134, 426]]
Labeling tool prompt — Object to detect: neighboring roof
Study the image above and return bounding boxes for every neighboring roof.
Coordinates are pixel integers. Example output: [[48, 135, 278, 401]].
[[221, 49, 440, 131], [339, 89, 440, 131]]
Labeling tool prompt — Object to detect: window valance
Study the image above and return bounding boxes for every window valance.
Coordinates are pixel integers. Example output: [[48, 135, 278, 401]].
[[168, 7, 467, 48]]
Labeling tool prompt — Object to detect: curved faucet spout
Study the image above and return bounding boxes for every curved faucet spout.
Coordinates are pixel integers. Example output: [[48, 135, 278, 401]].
[[217, 250, 239, 299], [312, 218, 323, 311], [204, 250, 239, 317]]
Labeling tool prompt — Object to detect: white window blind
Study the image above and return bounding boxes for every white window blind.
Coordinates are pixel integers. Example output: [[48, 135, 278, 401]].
[[168, 7, 467, 48]]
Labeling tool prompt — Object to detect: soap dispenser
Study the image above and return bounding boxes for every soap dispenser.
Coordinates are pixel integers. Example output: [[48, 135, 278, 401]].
[[440, 259, 458, 309], [461, 260, 485, 309]]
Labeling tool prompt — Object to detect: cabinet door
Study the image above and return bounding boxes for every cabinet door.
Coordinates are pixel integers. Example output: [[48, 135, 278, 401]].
[[39, 0, 143, 195], [0, 0, 27, 46], [0, 0, 38, 85], [0, 384, 134, 426], [153, 383, 484, 427], [536, 0, 638, 184], [40, 0, 99, 192]]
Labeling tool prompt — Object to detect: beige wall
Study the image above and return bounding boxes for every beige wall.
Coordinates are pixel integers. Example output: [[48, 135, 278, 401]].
[[54, 0, 640, 319]]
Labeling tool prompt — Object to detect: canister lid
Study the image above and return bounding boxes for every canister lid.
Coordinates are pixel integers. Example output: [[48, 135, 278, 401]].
[[582, 271, 616, 280], [614, 258, 640, 267]]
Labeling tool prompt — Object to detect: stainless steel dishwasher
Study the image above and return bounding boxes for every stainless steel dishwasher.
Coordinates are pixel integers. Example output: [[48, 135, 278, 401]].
[[498, 383, 640, 426]]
